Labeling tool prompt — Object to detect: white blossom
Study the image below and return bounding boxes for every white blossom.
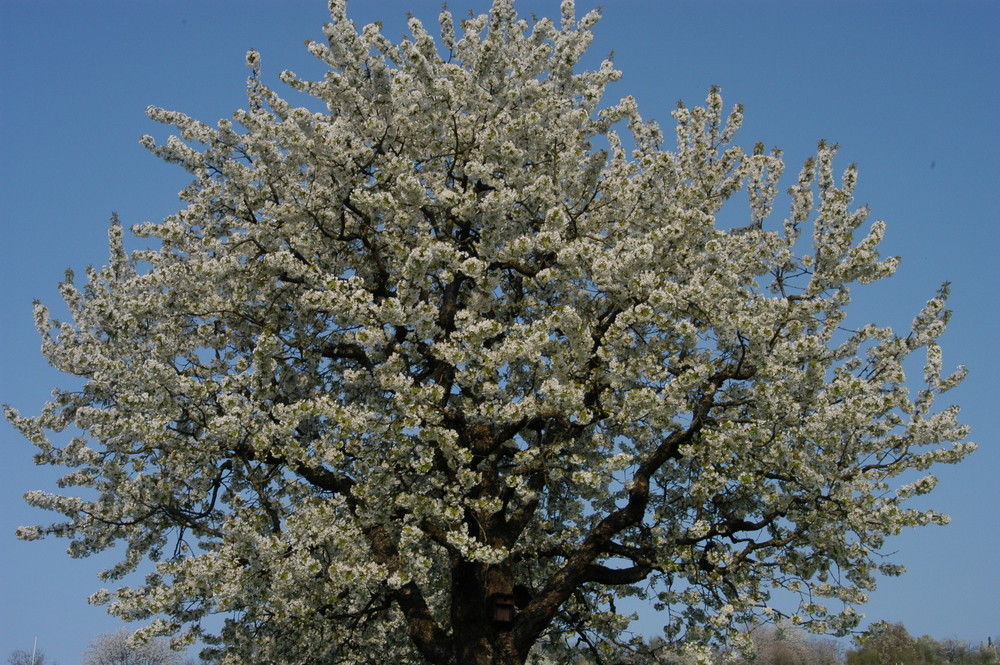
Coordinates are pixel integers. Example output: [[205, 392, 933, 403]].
[[5, 2, 973, 664]]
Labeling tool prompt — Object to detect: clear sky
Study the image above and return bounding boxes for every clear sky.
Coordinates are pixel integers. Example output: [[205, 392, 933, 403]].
[[1, 1, 997, 663]]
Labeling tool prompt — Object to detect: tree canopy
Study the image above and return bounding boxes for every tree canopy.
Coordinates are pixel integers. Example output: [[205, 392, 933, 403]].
[[6, 1, 973, 664], [7, 649, 57, 665], [82, 630, 183, 665]]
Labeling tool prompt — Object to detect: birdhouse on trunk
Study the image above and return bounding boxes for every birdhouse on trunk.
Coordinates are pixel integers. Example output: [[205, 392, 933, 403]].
[[491, 593, 516, 626]]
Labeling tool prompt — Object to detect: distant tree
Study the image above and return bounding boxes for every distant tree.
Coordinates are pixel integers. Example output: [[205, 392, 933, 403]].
[[7, 649, 57, 665], [914, 634, 944, 665], [82, 630, 182, 665], [811, 637, 844, 665], [727, 621, 841, 665], [753, 622, 813, 665], [849, 622, 928, 665], [7, 1, 974, 664], [981, 636, 1000, 665], [940, 638, 973, 665]]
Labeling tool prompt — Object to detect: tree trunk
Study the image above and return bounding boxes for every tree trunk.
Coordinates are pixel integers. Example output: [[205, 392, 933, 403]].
[[450, 560, 526, 665]]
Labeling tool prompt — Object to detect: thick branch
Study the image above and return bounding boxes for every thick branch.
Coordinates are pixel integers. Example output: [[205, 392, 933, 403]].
[[580, 563, 656, 586], [512, 423, 697, 650]]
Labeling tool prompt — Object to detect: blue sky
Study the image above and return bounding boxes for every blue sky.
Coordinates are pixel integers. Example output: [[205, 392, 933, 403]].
[[1, 1, 997, 662]]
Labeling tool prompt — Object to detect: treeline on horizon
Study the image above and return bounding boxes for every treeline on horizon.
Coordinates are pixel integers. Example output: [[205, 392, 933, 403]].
[[643, 620, 1000, 665], [8, 620, 998, 665], [841, 621, 998, 665]]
